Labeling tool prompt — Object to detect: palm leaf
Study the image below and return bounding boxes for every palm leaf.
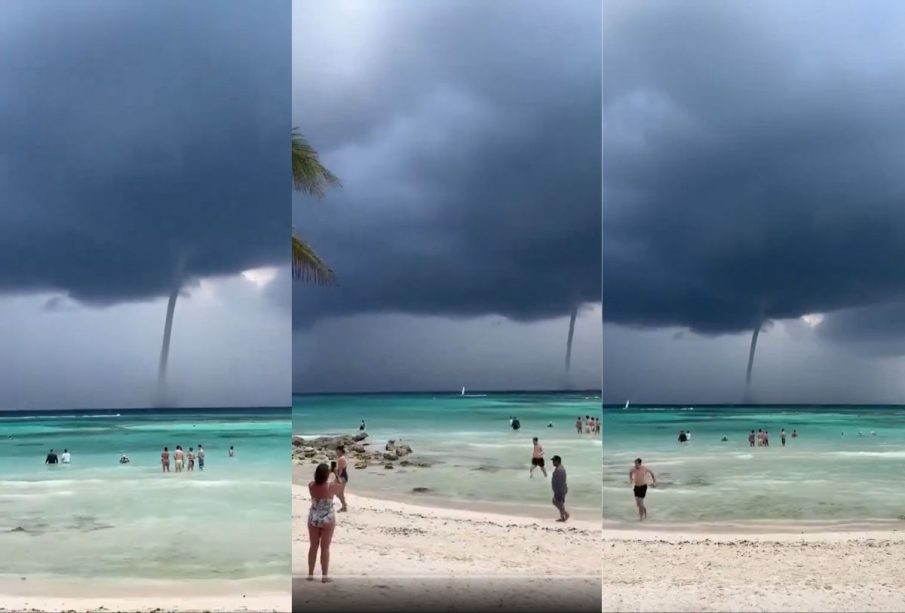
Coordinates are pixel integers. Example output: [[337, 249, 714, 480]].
[[292, 231, 334, 285], [292, 128, 341, 197]]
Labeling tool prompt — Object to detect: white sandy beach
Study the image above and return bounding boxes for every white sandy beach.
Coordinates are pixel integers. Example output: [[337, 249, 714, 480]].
[[292, 482, 600, 610], [0, 577, 290, 613], [603, 526, 905, 612]]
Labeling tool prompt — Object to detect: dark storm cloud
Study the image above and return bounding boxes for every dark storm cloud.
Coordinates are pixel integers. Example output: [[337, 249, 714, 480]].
[[820, 303, 905, 356], [292, 0, 601, 328], [0, 0, 289, 303], [602, 0, 905, 335]]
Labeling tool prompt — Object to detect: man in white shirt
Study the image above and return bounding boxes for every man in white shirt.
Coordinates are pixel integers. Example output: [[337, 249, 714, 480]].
[[60, 449, 71, 464]]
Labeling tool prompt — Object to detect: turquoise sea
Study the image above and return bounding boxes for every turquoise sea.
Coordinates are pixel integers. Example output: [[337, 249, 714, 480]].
[[0, 408, 290, 581], [603, 405, 905, 524], [293, 393, 602, 519]]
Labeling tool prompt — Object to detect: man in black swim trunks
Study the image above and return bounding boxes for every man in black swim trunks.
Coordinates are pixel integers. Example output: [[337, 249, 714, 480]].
[[334, 445, 349, 512], [530, 437, 547, 477], [629, 458, 655, 521]]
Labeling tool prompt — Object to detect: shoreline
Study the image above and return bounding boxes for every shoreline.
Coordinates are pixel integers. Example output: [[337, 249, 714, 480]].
[[0, 576, 290, 613], [292, 460, 599, 523]]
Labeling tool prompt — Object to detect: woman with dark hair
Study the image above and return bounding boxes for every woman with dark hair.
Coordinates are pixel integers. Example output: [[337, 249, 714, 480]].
[[308, 462, 341, 582]]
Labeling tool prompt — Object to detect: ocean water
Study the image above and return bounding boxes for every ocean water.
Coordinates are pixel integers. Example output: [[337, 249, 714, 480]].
[[293, 393, 602, 518], [604, 405, 905, 524], [0, 408, 290, 581]]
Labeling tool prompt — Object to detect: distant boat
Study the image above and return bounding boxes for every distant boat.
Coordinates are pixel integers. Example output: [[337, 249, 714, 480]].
[[624, 400, 630, 410], [461, 386, 466, 396]]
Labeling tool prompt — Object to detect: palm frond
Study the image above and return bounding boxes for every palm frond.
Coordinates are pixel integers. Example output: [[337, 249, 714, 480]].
[[292, 231, 334, 285], [292, 128, 341, 197]]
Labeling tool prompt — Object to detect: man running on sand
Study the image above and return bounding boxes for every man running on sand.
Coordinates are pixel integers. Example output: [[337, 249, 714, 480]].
[[530, 437, 547, 478], [551, 455, 569, 522], [629, 458, 656, 520]]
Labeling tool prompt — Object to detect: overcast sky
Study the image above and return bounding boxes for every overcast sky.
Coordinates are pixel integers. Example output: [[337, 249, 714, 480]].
[[603, 0, 905, 404], [293, 0, 602, 393], [0, 1, 290, 409]]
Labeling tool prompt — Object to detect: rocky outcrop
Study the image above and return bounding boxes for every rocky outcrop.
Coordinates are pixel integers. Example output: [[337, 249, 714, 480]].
[[291, 433, 424, 472]]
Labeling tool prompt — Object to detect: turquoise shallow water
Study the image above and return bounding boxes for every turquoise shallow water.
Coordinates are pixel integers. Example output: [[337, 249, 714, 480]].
[[293, 393, 602, 517], [604, 405, 905, 524], [0, 408, 290, 580]]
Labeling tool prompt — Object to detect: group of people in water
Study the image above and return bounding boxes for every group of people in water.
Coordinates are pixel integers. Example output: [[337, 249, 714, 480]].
[[577, 415, 600, 434], [44, 445, 233, 469], [160, 444, 234, 472], [673, 428, 802, 446], [746, 428, 797, 447]]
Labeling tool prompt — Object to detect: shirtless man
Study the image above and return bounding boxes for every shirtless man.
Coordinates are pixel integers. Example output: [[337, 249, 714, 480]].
[[197, 444, 205, 471], [530, 437, 547, 478], [161, 447, 170, 472], [334, 446, 349, 512], [629, 458, 656, 520], [575, 416, 583, 434], [174, 445, 185, 472], [187, 447, 195, 471]]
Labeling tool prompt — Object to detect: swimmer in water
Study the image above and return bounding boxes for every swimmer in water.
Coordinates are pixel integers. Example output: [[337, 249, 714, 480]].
[[229, 445, 235, 457], [119, 454, 130, 464], [721, 436, 728, 442], [547, 422, 554, 428]]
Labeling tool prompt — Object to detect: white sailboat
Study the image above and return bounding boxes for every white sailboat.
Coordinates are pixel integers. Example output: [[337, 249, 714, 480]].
[[461, 386, 466, 396], [624, 400, 630, 410]]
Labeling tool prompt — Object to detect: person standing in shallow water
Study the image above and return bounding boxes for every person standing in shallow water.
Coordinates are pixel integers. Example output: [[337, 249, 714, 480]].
[[45, 449, 58, 465], [174, 446, 185, 472], [780, 429, 787, 447], [551, 455, 569, 522], [187, 447, 195, 471], [308, 463, 342, 583], [197, 444, 205, 471], [530, 437, 547, 478], [629, 458, 656, 521], [161, 447, 170, 472]]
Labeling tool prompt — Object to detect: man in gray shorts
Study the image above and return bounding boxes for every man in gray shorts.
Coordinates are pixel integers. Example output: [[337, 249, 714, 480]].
[[551, 455, 569, 522]]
